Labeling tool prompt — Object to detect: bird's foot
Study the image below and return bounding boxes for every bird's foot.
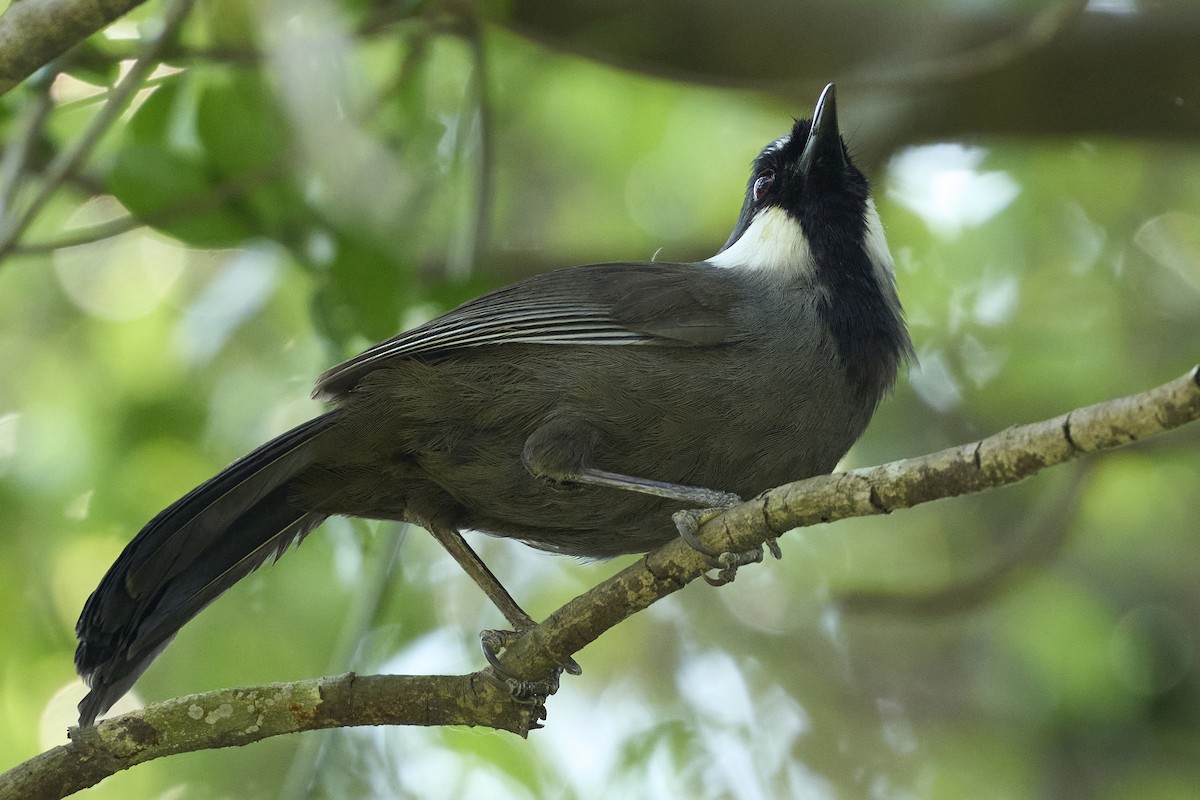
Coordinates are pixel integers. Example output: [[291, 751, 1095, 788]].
[[673, 506, 781, 586], [480, 628, 581, 704]]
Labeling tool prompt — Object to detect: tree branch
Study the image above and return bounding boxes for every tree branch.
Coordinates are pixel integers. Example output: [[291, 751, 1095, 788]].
[[835, 459, 1095, 615], [2, 366, 1197, 800], [846, 0, 1091, 90], [0, 0, 195, 262], [0, 0, 150, 96], [492, 366, 1200, 681], [0, 673, 538, 800], [0, 0, 454, 98]]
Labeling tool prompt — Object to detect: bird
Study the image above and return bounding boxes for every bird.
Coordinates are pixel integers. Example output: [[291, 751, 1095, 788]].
[[74, 83, 912, 726]]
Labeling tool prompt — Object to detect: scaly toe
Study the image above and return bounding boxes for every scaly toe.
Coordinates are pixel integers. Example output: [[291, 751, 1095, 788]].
[[673, 508, 726, 558], [480, 630, 562, 703]]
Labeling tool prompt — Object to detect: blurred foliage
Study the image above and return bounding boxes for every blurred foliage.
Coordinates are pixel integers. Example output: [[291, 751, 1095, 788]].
[[0, 1, 1198, 799]]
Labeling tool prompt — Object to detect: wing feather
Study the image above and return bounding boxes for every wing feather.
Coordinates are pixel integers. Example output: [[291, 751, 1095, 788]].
[[315, 262, 742, 399]]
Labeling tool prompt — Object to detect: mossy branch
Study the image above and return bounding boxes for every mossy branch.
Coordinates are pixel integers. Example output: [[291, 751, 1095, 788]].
[[0, 0, 150, 95]]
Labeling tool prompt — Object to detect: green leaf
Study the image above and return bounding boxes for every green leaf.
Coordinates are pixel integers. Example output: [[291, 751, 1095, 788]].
[[126, 75, 193, 147], [62, 41, 124, 89], [108, 144, 254, 247], [106, 73, 253, 246], [195, 73, 310, 241], [196, 73, 290, 178], [313, 234, 415, 346]]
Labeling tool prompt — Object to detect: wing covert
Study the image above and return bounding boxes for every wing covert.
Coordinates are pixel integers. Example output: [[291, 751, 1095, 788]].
[[314, 262, 741, 400]]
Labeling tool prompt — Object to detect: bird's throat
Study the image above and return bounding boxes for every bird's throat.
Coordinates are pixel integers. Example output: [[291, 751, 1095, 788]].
[[707, 206, 816, 278]]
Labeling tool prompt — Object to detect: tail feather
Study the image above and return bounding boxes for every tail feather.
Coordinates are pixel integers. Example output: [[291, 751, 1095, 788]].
[[75, 412, 338, 726]]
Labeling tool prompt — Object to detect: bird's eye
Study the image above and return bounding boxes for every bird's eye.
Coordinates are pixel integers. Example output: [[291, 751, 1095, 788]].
[[752, 170, 775, 202]]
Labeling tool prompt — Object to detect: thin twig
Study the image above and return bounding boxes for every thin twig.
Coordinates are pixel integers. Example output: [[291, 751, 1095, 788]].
[[59, 5, 451, 68], [10, 162, 282, 255], [10, 214, 142, 254], [443, 13, 493, 279], [43, 72, 181, 116], [0, 67, 57, 216], [0, 0, 196, 264], [466, 16, 494, 272], [361, 22, 430, 119]]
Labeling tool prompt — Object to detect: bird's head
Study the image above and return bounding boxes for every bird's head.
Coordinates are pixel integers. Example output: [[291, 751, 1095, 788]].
[[709, 84, 892, 292]]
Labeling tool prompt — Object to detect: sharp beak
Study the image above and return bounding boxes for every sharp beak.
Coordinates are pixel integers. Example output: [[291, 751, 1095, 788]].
[[796, 83, 844, 176], [718, 83, 844, 254]]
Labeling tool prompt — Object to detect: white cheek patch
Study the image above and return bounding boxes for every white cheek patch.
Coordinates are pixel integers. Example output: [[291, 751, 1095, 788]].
[[707, 206, 816, 277], [862, 198, 898, 286]]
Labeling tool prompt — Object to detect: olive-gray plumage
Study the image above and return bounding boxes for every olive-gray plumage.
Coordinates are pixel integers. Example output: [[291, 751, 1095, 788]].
[[75, 84, 911, 726], [305, 264, 866, 557]]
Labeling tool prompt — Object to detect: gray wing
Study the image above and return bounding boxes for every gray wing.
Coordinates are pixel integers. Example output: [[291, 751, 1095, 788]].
[[314, 261, 741, 400]]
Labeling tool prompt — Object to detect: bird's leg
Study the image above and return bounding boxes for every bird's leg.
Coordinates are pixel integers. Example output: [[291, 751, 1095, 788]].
[[570, 469, 776, 586], [572, 468, 742, 508], [524, 419, 740, 508], [427, 525, 581, 700], [427, 524, 534, 631], [524, 419, 769, 586]]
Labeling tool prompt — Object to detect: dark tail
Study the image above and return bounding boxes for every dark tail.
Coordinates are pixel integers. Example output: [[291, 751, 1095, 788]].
[[75, 412, 339, 726]]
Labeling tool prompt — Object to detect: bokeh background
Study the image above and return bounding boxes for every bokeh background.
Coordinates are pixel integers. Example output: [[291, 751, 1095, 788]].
[[1, 1, 1198, 798]]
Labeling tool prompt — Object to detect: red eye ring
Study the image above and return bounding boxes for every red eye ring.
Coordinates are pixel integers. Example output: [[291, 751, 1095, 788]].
[[753, 170, 775, 202]]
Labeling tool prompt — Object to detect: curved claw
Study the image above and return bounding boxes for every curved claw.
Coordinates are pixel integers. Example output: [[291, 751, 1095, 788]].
[[672, 508, 725, 558], [481, 628, 582, 683], [765, 536, 782, 560], [702, 546, 765, 586], [674, 508, 783, 585], [483, 668, 561, 704], [480, 628, 517, 672], [481, 629, 561, 704]]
